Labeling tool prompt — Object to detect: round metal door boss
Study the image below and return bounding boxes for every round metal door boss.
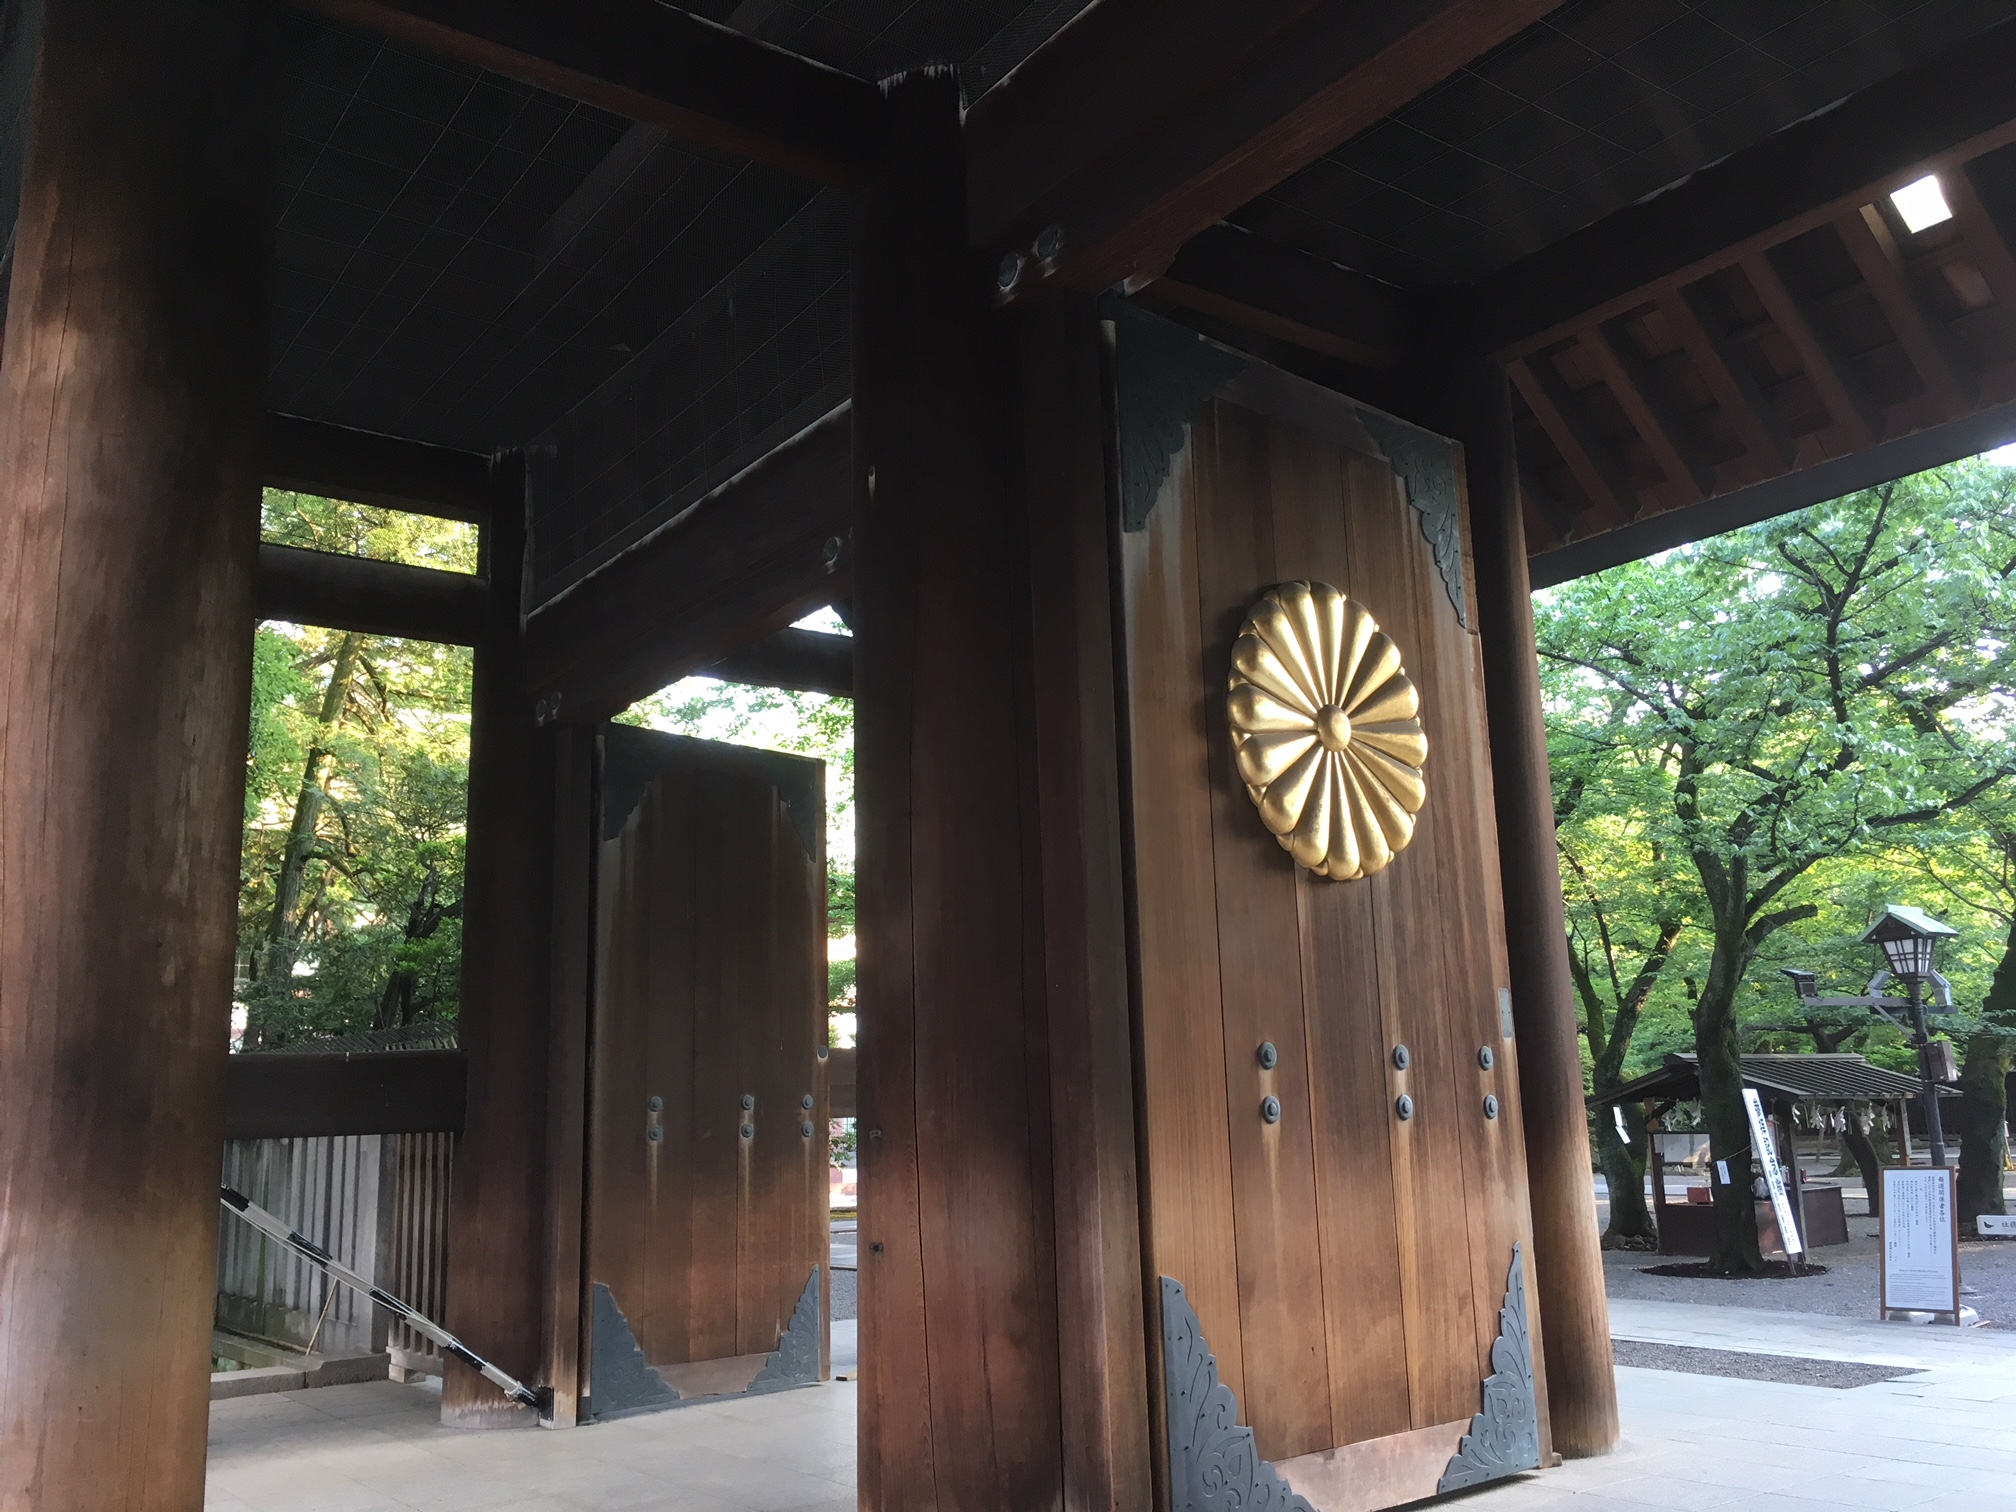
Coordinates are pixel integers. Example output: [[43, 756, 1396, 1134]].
[[646, 1126, 664, 1143], [1260, 1095, 1282, 1125], [1477, 1046, 1495, 1070], [1256, 1040, 1279, 1070], [645, 1095, 664, 1113], [1226, 581, 1428, 880], [1392, 1043, 1410, 1070], [1483, 1094, 1500, 1120], [1395, 1094, 1415, 1121]]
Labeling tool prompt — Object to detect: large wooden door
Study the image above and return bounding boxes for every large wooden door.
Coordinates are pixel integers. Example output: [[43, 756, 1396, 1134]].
[[581, 724, 830, 1418], [1116, 312, 1542, 1510]]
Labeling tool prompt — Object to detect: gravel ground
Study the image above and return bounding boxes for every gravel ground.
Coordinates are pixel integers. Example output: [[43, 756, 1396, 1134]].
[[1600, 1206, 2016, 1328], [831, 1265, 857, 1321], [1608, 1339, 1924, 1387]]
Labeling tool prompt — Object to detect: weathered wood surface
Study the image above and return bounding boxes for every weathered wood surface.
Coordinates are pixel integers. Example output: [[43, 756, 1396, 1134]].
[[297, 0, 879, 187], [854, 67, 1064, 1512], [1460, 360, 1616, 1456], [223, 1051, 467, 1139], [1116, 332, 1538, 1474], [524, 403, 851, 722], [1017, 294, 1154, 1510], [585, 728, 827, 1393], [0, 1, 272, 1502], [265, 412, 492, 522], [441, 454, 558, 1426], [255, 541, 487, 643], [967, 0, 1564, 296]]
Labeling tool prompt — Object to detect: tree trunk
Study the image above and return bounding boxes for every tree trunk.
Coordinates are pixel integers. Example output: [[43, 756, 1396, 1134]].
[[1593, 1102, 1654, 1243], [1955, 1032, 2009, 1232], [1841, 1104, 1889, 1217], [268, 630, 362, 949], [1695, 923, 1766, 1273]]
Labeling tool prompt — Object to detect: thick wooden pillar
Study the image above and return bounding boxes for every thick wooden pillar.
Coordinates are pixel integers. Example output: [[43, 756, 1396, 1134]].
[[0, 1, 272, 1503], [853, 67, 1067, 1510], [441, 454, 559, 1426], [1461, 360, 1620, 1457], [1017, 296, 1154, 1510]]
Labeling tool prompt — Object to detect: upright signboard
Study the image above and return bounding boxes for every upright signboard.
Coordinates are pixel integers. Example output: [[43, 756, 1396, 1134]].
[[1880, 1166, 1961, 1322], [1742, 1089, 1804, 1256]]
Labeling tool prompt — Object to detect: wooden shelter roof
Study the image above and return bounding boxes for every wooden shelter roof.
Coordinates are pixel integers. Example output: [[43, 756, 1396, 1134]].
[[1587, 1051, 1958, 1109]]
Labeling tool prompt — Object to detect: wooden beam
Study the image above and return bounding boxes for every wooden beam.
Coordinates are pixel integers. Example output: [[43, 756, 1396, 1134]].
[[1660, 287, 1796, 474], [525, 403, 852, 722], [0, 1, 270, 1499], [1741, 251, 1881, 451], [1589, 322, 1714, 502], [1479, 17, 2016, 351], [968, 0, 1563, 295], [1947, 162, 2016, 311], [1836, 204, 1975, 418], [297, 0, 878, 188], [265, 412, 493, 522], [443, 453, 554, 1427], [1509, 354, 1635, 523], [223, 1050, 467, 1139], [1150, 222, 1412, 368], [705, 626, 853, 697], [256, 542, 488, 642]]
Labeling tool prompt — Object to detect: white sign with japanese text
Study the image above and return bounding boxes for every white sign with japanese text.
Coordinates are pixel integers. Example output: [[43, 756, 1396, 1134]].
[[1882, 1167, 1959, 1314], [1743, 1088, 1804, 1255]]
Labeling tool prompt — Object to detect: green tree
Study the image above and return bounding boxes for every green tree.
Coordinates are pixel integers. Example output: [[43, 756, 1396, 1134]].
[[238, 492, 477, 1047], [1538, 463, 2016, 1272]]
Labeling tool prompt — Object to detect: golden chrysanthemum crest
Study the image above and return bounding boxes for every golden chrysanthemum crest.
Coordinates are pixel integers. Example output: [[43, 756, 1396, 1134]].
[[1227, 582, 1428, 881]]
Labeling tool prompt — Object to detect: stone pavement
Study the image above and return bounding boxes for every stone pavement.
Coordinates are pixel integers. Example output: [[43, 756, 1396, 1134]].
[[207, 1300, 2016, 1511]]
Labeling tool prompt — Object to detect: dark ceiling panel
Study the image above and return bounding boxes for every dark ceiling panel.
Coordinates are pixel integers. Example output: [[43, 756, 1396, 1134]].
[[1233, 0, 2016, 288]]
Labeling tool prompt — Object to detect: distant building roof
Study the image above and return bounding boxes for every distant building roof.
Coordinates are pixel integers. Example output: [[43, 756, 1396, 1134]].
[[1587, 1053, 1955, 1110]]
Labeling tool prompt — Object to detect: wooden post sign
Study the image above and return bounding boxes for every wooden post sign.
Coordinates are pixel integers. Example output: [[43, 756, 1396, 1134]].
[[1880, 1166, 1962, 1323], [1742, 1090, 1803, 1257]]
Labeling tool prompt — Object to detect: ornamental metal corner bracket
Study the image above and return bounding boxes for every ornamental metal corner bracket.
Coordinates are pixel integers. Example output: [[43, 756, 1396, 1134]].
[[1161, 1276, 1315, 1512], [1437, 1242, 1542, 1494]]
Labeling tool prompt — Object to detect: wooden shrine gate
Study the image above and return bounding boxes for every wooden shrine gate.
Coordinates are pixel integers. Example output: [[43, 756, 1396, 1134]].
[[578, 725, 831, 1419], [1114, 309, 1544, 1510]]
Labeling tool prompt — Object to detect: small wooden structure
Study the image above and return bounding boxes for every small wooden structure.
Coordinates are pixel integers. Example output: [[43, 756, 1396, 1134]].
[[5, 2, 2016, 1508], [1590, 1053, 1959, 1257]]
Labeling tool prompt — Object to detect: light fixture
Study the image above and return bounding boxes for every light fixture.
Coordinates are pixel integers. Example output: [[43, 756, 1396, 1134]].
[[1889, 174, 1953, 234], [1860, 904, 1958, 982]]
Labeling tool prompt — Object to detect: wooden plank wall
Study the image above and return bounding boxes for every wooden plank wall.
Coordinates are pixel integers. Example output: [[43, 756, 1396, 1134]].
[[586, 730, 828, 1391], [1118, 365, 1534, 1470]]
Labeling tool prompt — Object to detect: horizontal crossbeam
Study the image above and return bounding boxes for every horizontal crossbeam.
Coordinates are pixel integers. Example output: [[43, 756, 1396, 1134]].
[[256, 542, 489, 644]]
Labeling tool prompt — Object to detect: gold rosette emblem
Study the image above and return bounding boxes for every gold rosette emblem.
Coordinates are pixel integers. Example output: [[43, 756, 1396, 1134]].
[[1227, 582, 1427, 880]]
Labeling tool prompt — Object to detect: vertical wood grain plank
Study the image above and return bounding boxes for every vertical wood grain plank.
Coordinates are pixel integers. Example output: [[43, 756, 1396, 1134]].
[[1190, 404, 1335, 1462]]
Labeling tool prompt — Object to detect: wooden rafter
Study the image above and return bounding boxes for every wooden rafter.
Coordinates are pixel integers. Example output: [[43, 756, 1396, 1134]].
[[1833, 205, 1974, 418], [706, 626, 853, 698], [967, 0, 1564, 296], [1509, 354, 1635, 524], [524, 403, 852, 721], [1740, 252, 1882, 453], [1481, 19, 2016, 355], [1945, 164, 2016, 313], [265, 413, 493, 522], [1588, 321, 1713, 502], [1658, 287, 1797, 476], [296, 0, 879, 187], [1149, 222, 1411, 369]]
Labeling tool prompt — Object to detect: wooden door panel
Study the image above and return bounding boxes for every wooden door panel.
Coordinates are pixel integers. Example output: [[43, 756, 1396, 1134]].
[[1192, 402, 1336, 1463], [1118, 324, 1538, 1509], [585, 726, 827, 1408]]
